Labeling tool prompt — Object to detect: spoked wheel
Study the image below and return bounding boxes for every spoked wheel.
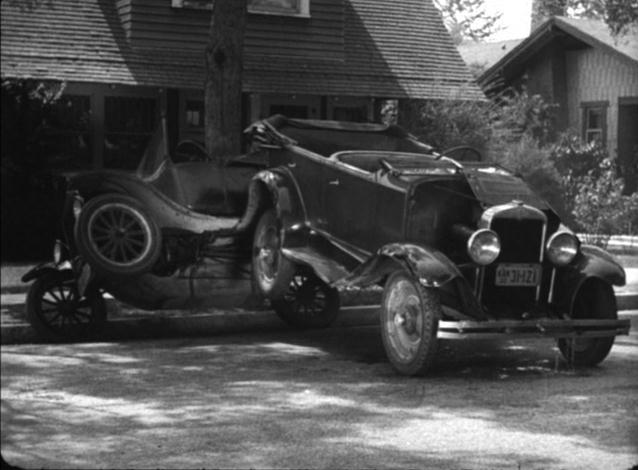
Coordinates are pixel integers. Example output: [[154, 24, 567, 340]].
[[75, 194, 162, 276], [271, 272, 340, 329], [380, 271, 440, 376], [252, 208, 295, 297], [26, 270, 106, 342], [558, 279, 617, 367]]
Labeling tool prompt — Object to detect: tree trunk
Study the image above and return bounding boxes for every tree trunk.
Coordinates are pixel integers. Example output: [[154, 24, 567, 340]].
[[205, 0, 247, 164]]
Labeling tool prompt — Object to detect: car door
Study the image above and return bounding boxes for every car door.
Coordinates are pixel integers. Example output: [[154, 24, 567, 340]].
[[321, 160, 379, 253]]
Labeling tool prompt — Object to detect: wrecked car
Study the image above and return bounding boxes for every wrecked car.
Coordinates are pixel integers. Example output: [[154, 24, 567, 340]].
[[246, 116, 630, 375], [22, 115, 630, 378]]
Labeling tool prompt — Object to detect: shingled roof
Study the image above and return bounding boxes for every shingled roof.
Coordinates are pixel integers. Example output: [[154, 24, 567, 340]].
[[479, 16, 638, 87], [1, 0, 484, 101]]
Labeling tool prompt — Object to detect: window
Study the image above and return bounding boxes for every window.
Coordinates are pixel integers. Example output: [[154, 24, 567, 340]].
[[185, 100, 204, 129], [582, 102, 608, 145], [248, 0, 309, 17], [171, 0, 310, 17], [42, 95, 92, 170], [104, 97, 157, 170]]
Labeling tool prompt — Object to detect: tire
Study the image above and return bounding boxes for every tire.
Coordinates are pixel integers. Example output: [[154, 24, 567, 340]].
[[26, 270, 106, 342], [271, 272, 340, 329], [75, 193, 162, 276], [380, 271, 440, 376], [558, 279, 617, 367], [252, 208, 295, 297]]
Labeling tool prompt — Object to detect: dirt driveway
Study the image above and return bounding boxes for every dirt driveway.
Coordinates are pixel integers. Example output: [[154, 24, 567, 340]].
[[2, 313, 637, 470]]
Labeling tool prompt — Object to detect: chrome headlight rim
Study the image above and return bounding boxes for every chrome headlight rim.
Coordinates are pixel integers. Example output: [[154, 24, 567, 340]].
[[546, 231, 579, 266], [467, 228, 501, 266]]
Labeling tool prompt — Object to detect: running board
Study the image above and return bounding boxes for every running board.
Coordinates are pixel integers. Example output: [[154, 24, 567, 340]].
[[437, 318, 631, 340]]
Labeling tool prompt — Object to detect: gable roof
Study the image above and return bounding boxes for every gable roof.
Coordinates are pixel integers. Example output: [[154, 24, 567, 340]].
[[457, 39, 524, 70], [479, 16, 638, 87], [0, 0, 484, 101]]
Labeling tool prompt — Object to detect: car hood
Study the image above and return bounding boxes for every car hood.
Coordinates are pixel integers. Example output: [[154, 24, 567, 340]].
[[461, 165, 549, 210]]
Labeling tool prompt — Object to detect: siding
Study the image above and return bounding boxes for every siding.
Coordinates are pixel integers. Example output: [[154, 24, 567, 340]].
[[565, 47, 638, 157], [128, 0, 344, 60]]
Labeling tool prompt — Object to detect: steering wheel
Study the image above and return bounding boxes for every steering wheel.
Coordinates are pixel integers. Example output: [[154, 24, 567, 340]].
[[440, 146, 482, 162]]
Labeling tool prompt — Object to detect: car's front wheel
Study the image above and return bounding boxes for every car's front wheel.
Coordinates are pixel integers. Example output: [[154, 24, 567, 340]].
[[271, 272, 340, 328], [558, 279, 618, 367], [75, 193, 162, 276], [252, 208, 295, 297], [26, 270, 106, 341], [380, 271, 440, 376]]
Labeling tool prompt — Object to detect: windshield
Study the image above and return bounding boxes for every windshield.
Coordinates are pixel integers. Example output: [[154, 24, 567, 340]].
[[136, 119, 169, 178]]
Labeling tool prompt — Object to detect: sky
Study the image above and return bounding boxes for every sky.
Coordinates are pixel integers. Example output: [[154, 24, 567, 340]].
[[482, 0, 533, 41]]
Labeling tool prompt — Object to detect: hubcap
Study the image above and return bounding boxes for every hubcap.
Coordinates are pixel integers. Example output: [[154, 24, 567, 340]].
[[385, 279, 423, 362]]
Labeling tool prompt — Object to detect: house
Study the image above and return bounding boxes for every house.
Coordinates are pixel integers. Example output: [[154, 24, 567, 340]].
[[476, 16, 638, 192], [1, 0, 483, 173]]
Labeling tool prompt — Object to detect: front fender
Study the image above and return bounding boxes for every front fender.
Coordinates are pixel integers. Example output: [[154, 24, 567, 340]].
[[554, 244, 626, 312], [340, 243, 462, 288], [21, 263, 61, 284], [234, 169, 307, 235]]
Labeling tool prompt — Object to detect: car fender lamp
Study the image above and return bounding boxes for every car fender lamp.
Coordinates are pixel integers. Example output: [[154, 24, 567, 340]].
[[468, 229, 501, 265], [546, 231, 579, 266]]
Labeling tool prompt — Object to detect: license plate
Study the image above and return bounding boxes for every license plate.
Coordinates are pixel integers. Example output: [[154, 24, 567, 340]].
[[495, 264, 541, 286]]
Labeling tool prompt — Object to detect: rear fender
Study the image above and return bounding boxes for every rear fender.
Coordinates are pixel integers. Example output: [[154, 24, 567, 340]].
[[234, 169, 307, 239], [71, 172, 237, 234], [341, 243, 462, 288], [553, 244, 626, 313]]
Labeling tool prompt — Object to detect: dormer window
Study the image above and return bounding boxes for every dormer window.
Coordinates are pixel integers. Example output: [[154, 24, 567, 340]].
[[171, 0, 310, 17]]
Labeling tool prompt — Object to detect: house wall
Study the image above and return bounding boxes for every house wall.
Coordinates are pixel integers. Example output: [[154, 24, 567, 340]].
[[124, 0, 345, 60], [565, 47, 638, 158]]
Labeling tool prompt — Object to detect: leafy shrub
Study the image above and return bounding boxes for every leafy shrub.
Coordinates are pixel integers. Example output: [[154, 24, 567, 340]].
[[551, 137, 638, 238]]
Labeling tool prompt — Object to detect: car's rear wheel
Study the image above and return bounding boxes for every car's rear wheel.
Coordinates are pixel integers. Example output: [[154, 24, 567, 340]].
[[558, 279, 617, 367], [26, 270, 106, 341], [75, 194, 162, 276], [380, 271, 440, 376], [271, 272, 340, 328], [252, 208, 295, 297]]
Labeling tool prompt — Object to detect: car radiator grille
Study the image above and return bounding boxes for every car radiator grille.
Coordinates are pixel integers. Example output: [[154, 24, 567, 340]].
[[480, 215, 547, 314]]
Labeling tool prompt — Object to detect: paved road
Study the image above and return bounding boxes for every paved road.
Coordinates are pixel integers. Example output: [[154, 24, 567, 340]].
[[2, 313, 637, 470]]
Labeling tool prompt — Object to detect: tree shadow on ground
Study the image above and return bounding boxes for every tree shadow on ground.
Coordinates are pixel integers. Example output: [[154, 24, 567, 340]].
[[2, 325, 637, 469]]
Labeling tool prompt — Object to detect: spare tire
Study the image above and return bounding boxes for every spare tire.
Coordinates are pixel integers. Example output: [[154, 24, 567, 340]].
[[75, 193, 162, 276]]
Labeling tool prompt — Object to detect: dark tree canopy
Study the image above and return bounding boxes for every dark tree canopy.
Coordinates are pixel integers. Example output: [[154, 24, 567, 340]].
[[534, 0, 638, 35]]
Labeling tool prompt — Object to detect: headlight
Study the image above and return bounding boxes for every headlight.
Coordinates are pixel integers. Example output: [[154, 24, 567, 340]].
[[53, 239, 64, 264], [72, 197, 83, 219], [468, 229, 501, 265], [546, 231, 579, 266]]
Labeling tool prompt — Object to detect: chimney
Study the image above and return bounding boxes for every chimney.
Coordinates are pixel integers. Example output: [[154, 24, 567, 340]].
[[531, 0, 567, 32]]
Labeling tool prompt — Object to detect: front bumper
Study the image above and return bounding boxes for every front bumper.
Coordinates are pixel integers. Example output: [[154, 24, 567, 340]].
[[437, 318, 631, 340]]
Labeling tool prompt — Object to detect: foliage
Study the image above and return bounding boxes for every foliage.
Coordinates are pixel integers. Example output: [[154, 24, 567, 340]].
[[433, 0, 502, 44], [551, 137, 638, 236], [534, 0, 638, 36], [398, 98, 493, 153]]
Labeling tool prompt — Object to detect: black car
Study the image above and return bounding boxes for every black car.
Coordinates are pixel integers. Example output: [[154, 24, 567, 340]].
[[245, 116, 630, 375]]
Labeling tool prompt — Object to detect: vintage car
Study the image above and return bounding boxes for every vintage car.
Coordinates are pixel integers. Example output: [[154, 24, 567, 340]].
[[244, 116, 630, 375], [21, 116, 436, 340], [23, 116, 630, 378]]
